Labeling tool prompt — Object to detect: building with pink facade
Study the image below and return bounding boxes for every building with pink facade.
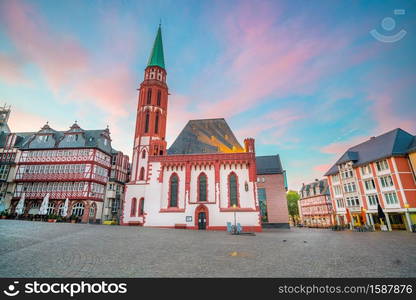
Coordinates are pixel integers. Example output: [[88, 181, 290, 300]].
[[299, 179, 333, 227]]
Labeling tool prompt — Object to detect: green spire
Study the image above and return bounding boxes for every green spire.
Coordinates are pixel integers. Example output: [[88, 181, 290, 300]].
[[147, 25, 165, 69]]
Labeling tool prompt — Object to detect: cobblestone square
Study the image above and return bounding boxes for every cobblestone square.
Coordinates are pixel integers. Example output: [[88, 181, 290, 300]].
[[0, 220, 415, 277]]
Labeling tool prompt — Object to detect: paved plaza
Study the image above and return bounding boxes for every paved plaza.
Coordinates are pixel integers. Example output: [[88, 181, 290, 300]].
[[0, 220, 415, 277]]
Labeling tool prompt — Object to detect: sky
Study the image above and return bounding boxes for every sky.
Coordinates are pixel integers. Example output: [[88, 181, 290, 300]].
[[0, 0, 415, 191]]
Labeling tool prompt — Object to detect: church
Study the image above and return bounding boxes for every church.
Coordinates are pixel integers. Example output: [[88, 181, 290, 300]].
[[121, 26, 289, 231]]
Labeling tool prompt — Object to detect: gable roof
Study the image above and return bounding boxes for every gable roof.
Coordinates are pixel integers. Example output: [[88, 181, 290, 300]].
[[0, 126, 113, 155], [167, 118, 244, 155], [256, 155, 284, 174], [325, 128, 415, 176]]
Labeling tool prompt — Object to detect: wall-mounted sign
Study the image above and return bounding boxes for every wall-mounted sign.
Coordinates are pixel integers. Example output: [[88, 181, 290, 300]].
[[186, 216, 192, 222]]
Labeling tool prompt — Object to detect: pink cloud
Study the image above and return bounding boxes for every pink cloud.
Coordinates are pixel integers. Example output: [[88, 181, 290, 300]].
[[69, 68, 136, 117], [7, 107, 68, 133], [365, 75, 416, 135], [0, 1, 88, 90], [0, 52, 29, 85], [194, 1, 359, 119], [313, 163, 332, 173], [236, 108, 301, 141], [320, 135, 367, 156], [0, 1, 138, 120]]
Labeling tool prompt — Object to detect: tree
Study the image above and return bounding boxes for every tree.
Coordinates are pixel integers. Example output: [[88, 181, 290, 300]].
[[286, 190, 300, 224]]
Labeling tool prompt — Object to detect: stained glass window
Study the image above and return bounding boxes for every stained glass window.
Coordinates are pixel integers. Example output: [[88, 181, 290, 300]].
[[229, 173, 238, 207], [170, 175, 178, 207], [198, 174, 207, 202]]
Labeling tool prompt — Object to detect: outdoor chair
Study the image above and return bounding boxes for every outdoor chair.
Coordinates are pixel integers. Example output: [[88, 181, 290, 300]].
[[226, 222, 232, 233], [237, 223, 242, 234]]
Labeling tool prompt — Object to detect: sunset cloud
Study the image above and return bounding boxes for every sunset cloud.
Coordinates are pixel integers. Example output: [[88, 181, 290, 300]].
[[0, 0, 414, 191]]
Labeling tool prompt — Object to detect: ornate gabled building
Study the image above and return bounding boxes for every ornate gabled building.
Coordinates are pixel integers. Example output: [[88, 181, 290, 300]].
[[299, 179, 333, 228], [122, 25, 289, 230], [0, 111, 129, 223]]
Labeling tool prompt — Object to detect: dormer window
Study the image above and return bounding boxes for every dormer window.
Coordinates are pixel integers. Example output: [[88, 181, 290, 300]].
[[38, 135, 49, 142], [67, 134, 79, 142]]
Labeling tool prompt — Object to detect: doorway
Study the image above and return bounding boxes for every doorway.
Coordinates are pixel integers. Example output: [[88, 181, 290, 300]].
[[198, 212, 206, 230], [195, 204, 208, 230]]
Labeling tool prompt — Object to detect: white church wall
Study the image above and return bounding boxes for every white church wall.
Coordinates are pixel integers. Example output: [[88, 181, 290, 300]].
[[122, 183, 146, 223], [189, 165, 215, 203], [219, 163, 254, 209]]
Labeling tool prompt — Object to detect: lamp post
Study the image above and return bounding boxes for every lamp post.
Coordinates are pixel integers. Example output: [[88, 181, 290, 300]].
[[404, 203, 413, 232], [233, 204, 237, 234]]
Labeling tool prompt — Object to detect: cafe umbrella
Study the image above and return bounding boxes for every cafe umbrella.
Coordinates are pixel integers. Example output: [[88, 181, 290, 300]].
[[61, 198, 69, 217], [361, 207, 367, 225], [39, 193, 50, 215]]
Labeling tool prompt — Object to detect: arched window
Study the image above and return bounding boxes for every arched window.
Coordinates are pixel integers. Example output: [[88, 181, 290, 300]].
[[169, 174, 179, 207], [155, 112, 159, 134], [130, 198, 137, 217], [28, 202, 40, 215], [139, 198, 144, 216], [157, 90, 161, 106], [147, 88, 152, 104], [144, 111, 150, 133], [72, 202, 85, 217], [141, 150, 146, 159], [46, 202, 55, 215], [198, 173, 207, 202], [58, 203, 65, 216], [139, 167, 145, 181], [89, 204, 95, 218], [228, 173, 238, 207]]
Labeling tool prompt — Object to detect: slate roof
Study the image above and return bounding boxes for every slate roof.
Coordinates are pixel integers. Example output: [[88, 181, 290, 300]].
[[167, 118, 245, 155], [0, 123, 113, 155], [325, 128, 415, 176], [0, 122, 10, 134], [407, 136, 416, 153], [256, 155, 284, 174], [300, 179, 330, 196]]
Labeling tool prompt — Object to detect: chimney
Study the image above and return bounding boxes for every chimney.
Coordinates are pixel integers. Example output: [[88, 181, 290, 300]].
[[244, 138, 255, 153]]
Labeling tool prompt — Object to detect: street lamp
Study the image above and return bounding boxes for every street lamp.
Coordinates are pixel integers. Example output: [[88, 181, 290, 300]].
[[233, 204, 237, 234]]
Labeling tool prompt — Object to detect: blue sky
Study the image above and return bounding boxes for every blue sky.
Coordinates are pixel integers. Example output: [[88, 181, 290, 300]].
[[0, 0, 415, 190]]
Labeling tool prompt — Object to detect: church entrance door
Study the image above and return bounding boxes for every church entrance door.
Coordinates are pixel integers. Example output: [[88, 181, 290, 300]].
[[198, 212, 206, 230]]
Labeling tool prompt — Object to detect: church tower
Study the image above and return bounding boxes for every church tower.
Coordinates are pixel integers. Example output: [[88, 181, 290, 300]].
[[131, 25, 168, 183]]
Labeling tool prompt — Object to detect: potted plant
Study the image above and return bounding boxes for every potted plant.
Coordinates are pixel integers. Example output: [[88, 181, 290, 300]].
[[0, 210, 8, 219], [69, 215, 77, 224], [47, 214, 58, 223]]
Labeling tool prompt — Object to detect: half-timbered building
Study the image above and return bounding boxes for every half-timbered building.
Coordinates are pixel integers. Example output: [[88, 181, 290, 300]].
[[0, 114, 129, 223]]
